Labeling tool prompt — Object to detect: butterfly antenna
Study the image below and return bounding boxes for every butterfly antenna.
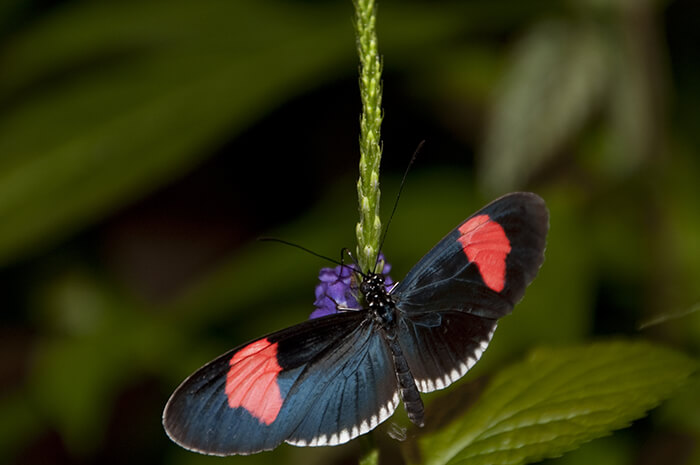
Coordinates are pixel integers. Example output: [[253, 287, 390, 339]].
[[374, 140, 425, 273], [340, 247, 361, 269], [337, 246, 368, 279], [259, 237, 348, 269]]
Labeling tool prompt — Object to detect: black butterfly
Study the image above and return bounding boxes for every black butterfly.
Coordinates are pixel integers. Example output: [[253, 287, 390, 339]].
[[163, 192, 549, 455]]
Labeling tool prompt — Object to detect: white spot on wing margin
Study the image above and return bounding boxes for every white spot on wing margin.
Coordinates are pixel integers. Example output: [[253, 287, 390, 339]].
[[286, 390, 400, 448], [414, 323, 499, 393]]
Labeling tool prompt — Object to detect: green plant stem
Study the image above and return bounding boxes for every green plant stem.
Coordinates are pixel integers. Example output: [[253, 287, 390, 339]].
[[354, 0, 383, 274]]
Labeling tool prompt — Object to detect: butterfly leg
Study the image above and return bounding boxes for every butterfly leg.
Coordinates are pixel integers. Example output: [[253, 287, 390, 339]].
[[324, 294, 362, 313]]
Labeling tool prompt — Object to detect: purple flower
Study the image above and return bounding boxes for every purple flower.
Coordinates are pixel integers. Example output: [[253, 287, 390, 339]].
[[310, 254, 393, 319]]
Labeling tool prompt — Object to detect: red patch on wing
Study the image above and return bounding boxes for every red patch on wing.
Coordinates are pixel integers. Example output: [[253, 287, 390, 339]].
[[225, 338, 283, 425], [457, 215, 511, 292]]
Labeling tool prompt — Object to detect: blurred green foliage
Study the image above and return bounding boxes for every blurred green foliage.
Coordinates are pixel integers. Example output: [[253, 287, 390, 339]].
[[1, 0, 698, 464]]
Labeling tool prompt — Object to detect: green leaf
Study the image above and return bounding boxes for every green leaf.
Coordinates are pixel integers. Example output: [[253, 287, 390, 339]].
[[605, 1, 667, 178], [480, 20, 610, 193], [542, 435, 634, 465], [418, 341, 696, 465]]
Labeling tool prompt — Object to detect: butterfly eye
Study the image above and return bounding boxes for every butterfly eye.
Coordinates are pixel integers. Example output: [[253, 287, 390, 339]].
[[359, 279, 371, 294]]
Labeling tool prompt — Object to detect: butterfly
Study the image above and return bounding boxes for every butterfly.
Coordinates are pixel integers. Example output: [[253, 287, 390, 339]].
[[163, 192, 549, 455]]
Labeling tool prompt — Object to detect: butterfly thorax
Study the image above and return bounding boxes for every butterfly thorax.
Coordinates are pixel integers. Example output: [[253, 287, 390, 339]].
[[360, 272, 396, 330]]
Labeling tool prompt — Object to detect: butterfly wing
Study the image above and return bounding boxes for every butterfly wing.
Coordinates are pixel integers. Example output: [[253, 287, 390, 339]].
[[397, 312, 497, 392], [392, 192, 548, 392], [163, 312, 399, 455], [393, 192, 548, 317]]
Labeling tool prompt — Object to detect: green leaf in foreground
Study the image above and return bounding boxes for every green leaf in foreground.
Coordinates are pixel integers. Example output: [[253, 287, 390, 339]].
[[418, 341, 696, 465]]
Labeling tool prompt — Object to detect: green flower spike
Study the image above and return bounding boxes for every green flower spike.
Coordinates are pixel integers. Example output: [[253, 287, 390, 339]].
[[354, 0, 384, 274]]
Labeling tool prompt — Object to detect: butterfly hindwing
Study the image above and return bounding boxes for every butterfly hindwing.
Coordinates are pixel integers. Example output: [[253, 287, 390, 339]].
[[393, 192, 548, 319], [398, 311, 497, 393], [163, 312, 399, 455]]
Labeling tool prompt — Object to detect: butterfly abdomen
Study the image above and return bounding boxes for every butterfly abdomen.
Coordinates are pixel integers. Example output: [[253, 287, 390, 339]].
[[384, 333, 425, 427]]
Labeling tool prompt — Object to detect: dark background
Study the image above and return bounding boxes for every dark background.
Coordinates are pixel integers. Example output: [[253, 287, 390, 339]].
[[1, 0, 699, 464]]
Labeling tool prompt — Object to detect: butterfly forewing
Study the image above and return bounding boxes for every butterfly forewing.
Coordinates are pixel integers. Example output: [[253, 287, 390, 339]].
[[163, 312, 398, 455], [393, 192, 548, 318]]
